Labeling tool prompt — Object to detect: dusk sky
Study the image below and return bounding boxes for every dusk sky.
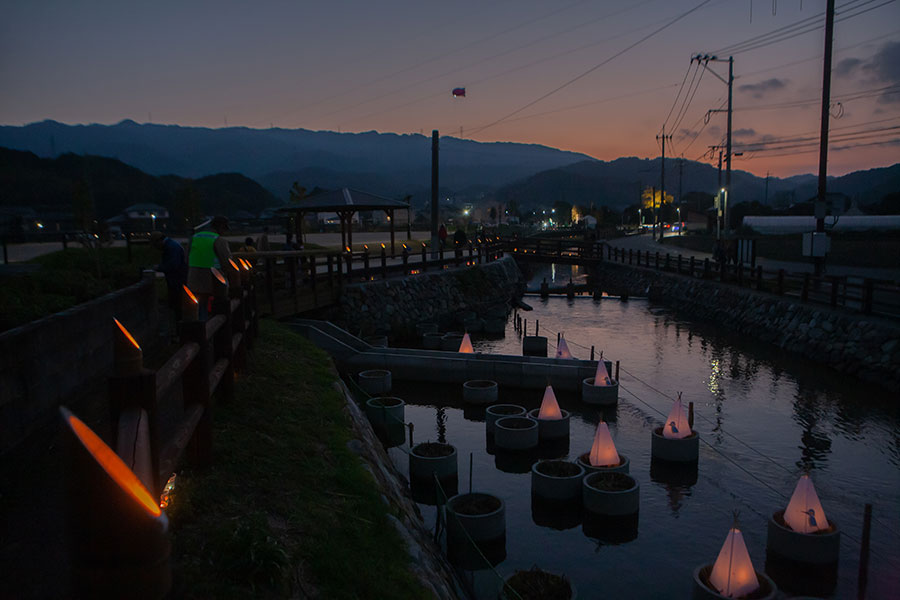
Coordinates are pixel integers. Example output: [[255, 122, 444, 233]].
[[2, 0, 899, 178]]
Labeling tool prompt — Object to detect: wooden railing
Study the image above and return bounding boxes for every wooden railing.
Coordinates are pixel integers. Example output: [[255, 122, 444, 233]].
[[234, 239, 505, 318], [109, 265, 259, 498]]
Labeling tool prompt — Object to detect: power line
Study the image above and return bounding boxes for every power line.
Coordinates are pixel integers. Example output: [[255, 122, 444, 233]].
[[662, 62, 696, 130], [466, 0, 715, 138]]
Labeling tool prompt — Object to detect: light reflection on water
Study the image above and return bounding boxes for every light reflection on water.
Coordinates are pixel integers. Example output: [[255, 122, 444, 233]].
[[383, 264, 899, 599]]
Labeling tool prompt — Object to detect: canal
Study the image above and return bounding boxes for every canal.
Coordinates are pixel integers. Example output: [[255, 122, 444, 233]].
[[380, 263, 899, 599]]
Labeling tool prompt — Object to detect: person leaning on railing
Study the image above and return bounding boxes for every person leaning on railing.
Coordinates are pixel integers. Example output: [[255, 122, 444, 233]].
[[187, 216, 232, 320]]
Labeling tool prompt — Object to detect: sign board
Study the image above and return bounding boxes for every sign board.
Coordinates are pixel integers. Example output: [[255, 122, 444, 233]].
[[802, 232, 830, 257]]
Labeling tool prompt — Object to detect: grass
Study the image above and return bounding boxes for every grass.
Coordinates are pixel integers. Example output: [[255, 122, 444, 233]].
[[168, 320, 427, 599], [0, 244, 159, 332]]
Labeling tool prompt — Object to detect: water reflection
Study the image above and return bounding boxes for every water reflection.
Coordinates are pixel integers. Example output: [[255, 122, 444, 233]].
[[650, 458, 698, 516], [582, 512, 639, 545], [531, 496, 582, 531], [793, 388, 833, 471]]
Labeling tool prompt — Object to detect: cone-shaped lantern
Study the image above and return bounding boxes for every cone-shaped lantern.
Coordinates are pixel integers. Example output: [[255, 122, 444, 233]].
[[784, 475, 830, 534], [589, 422, 620, 467], [538, 385, 562, 420], [113, 318, 143, 377], [555, 336, 573, 359], [708, 526, 760, 598], [458, 333, 474, 353], [594, 359, 611, 386], [662, 396, 691, 439]]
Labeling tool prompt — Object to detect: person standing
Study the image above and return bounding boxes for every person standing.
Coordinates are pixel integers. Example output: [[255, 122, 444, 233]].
[[438, 223, 448, 248], [187, 216, 232, 319], [150, 231, 187, 336]]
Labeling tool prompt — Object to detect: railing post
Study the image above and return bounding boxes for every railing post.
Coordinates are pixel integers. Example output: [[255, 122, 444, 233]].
[[363, 247, 370, 280], [421, 243, 428, 271], [265, 257, 275, 315], [381, 245, 388, 279], [109, 362, 159, 496], [287, 256, 298, 312], [756, 265, 763, 291], [655, 251, 660, 270], [689, 256, 695, 277], [830, 275, 839, 307], [327, 254, 335, 289], [309, 254, 318, 305], [628, 249, 633, 265], [403, 246, 410, 275], [677, 254, 682, 274], [777, 269, 785, 295], [180, 320, 212, 469], [863, 279, 874, 314], [468, 243, 474, 265], [704, 257, 710, 279], [637, 250, 641, 266], [665, 253, 670, 271], [211, 287, 234, 405], [345, 249, 353, 280], [801, 273, 810, 302]]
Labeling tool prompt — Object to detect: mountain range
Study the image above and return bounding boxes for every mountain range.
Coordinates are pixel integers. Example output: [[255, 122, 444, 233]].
[[0, 120, 897, 215]]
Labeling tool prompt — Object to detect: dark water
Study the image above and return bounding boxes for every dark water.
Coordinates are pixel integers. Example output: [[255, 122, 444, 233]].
[[382, 264, 900, 599]]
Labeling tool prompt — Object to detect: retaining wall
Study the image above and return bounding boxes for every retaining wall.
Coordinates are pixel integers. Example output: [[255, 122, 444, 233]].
[[332, 256, 523, 338], [592, 262, 900, 390], [336, 381, 463, 600], [0, 271, 158, 453]]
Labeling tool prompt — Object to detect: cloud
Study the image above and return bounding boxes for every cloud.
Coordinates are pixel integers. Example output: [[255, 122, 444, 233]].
[[707, 125, 722, 137], [860, 41, 900, 104], [733, 128, 757, 137], [737, 78, 788, 99], [834, 57, 862, 78]]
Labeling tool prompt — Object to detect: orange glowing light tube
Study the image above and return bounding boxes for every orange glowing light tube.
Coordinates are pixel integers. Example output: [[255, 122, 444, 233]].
[[239, 258, 250, 270], [64, 409, 161, 517], [228, 258, 239, 271], [182, 285, 198, 304], [538, 385, 563, 420], [211, 267, 227, 285], [114, 318, 140, 349]]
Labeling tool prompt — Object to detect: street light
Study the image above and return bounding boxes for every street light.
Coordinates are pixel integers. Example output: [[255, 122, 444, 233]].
[[151, 213, 156, 231]]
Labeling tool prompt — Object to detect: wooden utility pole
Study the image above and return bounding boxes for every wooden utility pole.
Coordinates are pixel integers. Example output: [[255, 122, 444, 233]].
[[657, 127, 672, 241], [815, 0, 836, 276], [431, 130, 439, 258]]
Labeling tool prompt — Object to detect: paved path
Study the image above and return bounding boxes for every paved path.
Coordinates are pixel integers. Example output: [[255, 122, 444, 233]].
[[605, 233, 900, 282]]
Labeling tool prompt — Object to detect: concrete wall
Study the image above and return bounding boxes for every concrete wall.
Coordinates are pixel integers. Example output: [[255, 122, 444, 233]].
[[332, 256, 523, 338], [592, 262, 900, 390], [0, 272, 158, 453]]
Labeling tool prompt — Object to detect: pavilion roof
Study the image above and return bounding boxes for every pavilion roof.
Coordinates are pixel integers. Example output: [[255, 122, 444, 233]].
[[277, 188, 409, 213]]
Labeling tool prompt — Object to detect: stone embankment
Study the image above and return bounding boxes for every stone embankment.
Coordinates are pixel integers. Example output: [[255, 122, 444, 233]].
[[336, 381, 463, 600], [593, 262, 900, 390], [333, 256, 523, 338]]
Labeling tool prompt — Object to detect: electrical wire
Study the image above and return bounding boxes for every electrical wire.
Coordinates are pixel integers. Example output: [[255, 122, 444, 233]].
[[662, 62, 696, 131], [465, 0, 715, 138]]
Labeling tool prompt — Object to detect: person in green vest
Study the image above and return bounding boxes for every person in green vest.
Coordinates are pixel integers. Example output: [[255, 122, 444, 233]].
[[187, 215, 233, 319]]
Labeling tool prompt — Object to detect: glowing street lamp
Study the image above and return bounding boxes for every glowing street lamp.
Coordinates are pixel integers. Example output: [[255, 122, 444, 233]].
[[151, 213, 156, 231]]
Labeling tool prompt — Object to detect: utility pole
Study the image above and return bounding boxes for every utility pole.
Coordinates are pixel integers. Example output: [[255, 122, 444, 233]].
[[696, 53, 735, 231], [678, 157, 684, 205], [431, 130, 439, 258], [815, 0, 836, 276], [651, 186, 657, 240], [765, 171, 770, 204], [656, 127, 672, 241]]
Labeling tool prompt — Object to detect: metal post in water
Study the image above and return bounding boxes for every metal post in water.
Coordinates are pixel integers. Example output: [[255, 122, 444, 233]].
[[408, 422, 414, 447], [536, 320, 540, 335], [524, 319, 527, 336], [469, 452, 474, 494], [858, 503, 872, 600], [615, 360, 620, 381], [591, 346, 595, 360], [688, 402, 694, 429]]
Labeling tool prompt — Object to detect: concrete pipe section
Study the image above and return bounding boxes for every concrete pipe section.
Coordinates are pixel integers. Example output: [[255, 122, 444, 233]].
[[581, 377, 619, 406], [441, 332, 465, 351], [494, 416, 539, 451], [522, 336, 548, 357], [485, 404, 526, 434], [582, 472, 640, 517], [766, 510, 840, 565], [463, 380, 498, 405], [445, 492, 506, 544], [408, 442, 458, 482], [364, 396, 405, 426], [692, 565, 778, 600], [531, 460, 585, 503], [576, 452, 630, 474], [650, 427, 700, 463], [527, 408, 571, 441], [358, 369, 392, 396]]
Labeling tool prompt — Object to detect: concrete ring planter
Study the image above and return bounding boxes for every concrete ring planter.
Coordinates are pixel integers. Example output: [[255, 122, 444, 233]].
[[463, 380, 498, 405], [441, 332, 465, 351], [527, 408, 571, 441], [577, 451, 630, 474], [582, 472, 640, 517], [650, 426, 700, 463], [358, 369, 392, 396], [692, 564, 777, 600], [364, 335, 388, 348], [364, 396, 405, 426], [445, 492, 506, 544], [522, 335, 548, 357], [500, 569, 576, 600], [422, 332, 444, 350], [531, 460, 585, 502], [486, 404, 526, 433], [581, 377, 619, 406], [766, 510, 840, 565], [494, 416, 539, 451], [409, 442, 458, 482]]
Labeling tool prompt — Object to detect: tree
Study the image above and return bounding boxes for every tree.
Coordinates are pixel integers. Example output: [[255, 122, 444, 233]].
[[175, 180, 202, 232], [289, 182, 307, 204], [489, 206, 497, 224]]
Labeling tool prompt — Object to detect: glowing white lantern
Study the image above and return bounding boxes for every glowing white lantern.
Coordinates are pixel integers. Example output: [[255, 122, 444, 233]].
[[784, 475, 830, 534], [538, 385, 562, 420], [708, 526, 760, 598], [662, 396, 691, 439], [555, 336, 573, 359], [458, 333, 474, 353], [594, 359, 611, 386], [589, 422, 620, 467]]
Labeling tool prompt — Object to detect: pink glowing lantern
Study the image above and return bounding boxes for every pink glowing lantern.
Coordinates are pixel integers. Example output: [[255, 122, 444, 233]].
[[662, 395, 691, 439], [458, 333, 474, 353], [538, 385, 562, 420], [589, 422, 620, 467], [555, 335, 573, 359], [708, 525, 760, 598], [784, 475, 830, 534], [594, 359, 612, 386]]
